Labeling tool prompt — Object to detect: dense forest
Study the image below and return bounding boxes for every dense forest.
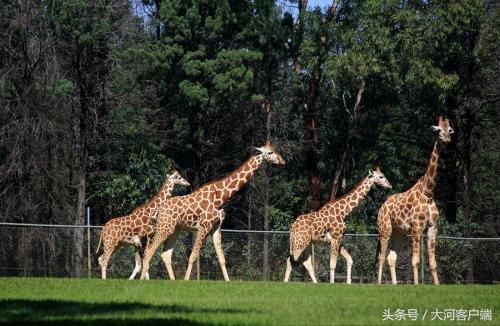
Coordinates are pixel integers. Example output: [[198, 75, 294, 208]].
[[1, 0, 498, 242]]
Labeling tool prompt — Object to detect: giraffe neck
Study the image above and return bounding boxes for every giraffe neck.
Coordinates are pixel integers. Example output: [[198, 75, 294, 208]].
[[326, 175, 374, 217], [204, 155, 264, 206], [422, 141, 440, 198]]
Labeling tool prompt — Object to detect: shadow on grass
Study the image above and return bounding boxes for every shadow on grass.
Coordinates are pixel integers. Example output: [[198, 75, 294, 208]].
[[0, 299, 252, 325]]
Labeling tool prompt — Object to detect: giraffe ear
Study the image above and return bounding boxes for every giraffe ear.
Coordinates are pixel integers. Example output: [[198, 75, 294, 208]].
[[368, 169, 375, 177], [431, 125, 441, 132], [254, 146, 264, 154]]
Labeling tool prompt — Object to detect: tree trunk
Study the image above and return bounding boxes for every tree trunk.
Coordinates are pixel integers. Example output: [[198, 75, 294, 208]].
[[443, 140, 458, 223], [329, 81, 365, 200], [305, 78, 321, 210], [462, 106, 474, 282], [74, 168, 86, 277], [263, 175, 270, 280], [262, 106, 272, 280]]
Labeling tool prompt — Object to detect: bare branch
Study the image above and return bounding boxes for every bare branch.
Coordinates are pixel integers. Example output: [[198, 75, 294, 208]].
[[325, 0, 339, 23], [353, 79, 366, 114]]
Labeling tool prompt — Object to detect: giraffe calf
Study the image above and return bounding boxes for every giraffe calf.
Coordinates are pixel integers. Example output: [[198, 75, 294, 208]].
[[284, 166, 392, 283], [95, 170, 189, 279]]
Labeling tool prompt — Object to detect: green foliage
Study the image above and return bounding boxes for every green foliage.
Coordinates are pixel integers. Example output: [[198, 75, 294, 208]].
[[269, 207, 293, 231], [97, 150, 173, 218], [46, 80, 74, 96], [1, 0, 497, 239]]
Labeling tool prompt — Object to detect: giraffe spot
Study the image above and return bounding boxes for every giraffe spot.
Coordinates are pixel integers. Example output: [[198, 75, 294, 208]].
[[228, 179, 239, 189]]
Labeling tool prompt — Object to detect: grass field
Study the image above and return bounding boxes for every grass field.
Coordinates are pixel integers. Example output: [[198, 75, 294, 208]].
[[0, 278, 498, 325]]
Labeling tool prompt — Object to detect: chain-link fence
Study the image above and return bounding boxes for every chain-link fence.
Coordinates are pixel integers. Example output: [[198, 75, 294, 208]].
[[0, 222, 498, 284]]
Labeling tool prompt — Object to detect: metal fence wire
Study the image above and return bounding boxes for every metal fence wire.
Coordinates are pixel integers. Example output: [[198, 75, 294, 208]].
[[0, 223, 498, 284]]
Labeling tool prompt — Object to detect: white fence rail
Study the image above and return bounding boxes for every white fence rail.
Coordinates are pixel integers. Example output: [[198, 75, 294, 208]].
[[0, 222, 499, 284]]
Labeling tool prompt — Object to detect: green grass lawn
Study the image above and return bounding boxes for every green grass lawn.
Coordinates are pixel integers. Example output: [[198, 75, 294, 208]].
[[0, 278, 498, 325]]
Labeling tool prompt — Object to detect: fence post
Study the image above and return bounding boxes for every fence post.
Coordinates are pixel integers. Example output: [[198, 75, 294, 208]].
[[87, 207, 91, 279]]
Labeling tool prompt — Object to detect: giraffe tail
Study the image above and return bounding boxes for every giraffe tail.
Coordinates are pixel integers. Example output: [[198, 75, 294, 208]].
[[95, 230, 103, 254]]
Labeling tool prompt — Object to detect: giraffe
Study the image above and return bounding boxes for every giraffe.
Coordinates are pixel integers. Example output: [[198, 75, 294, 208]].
[[96, 170, 190, 279], [284, 166, 392, 283], [139, 141, 285, 281], [376, 116, 453, 285]]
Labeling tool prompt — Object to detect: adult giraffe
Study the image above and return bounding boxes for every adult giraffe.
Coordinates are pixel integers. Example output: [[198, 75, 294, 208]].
[[96, 170, 189, 279], [376, 116, 453, 285], [140, 141, 285, 281]]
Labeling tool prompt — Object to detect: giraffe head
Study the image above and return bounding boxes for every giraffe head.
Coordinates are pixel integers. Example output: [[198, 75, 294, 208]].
[[255, 140, 286, 165], [431, 116, 454, 143], [168, 170, 190, 186], [369, 165, 392, 189]]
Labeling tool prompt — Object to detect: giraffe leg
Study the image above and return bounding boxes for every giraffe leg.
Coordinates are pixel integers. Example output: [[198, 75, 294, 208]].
[[377, 236, 390, 285], [329, 238, 341, 284], [212, 222, 230, 282], [284, 228, 295, 282], [285, 230, 309, 283], [427, 203, 439, 285], [388, 231, 405, 285], [387, 250, 397, 285], [427, 224, 439, 285], [184, 225, 211, 281], [376, 206, 392, 285], [340, 247, 353, 284], [129, 248, 142, 280], [411, 228, 422, 285], [98, 242, 116, 280], [140, 223, 174, 280], [160, 229, 180, 280], [284, 256, 293, 282], [140, 237, 150, 280], [302, 245, 318, 283]]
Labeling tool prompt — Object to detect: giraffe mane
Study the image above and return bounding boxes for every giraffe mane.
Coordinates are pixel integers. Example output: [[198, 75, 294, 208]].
[[325, 174, 369, 206], [192, 155, 258, 193]]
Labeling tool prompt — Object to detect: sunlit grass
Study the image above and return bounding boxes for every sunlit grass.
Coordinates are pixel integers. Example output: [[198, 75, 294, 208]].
[[0, 278, 498, 325]]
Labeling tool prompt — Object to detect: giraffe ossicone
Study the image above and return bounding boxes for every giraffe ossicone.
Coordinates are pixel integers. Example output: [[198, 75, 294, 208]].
[[284, 166, 392, 284], [96, 169, 189, 280], [376, 116, 453, 285], [139, 141, 285, 281]]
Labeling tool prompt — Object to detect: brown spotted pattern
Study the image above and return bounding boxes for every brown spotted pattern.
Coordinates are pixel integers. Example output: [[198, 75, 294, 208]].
[[284, 167, 392, 283], [139, 142, 285, 281], [96, 170, 189, 279], [376, 116, 453, 285]]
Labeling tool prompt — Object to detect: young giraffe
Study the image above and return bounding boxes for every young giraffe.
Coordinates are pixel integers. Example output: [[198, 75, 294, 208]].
[[376, 116, 453, 285], [284, 166, 392, 283], [96, 170, 190, 279], [139, 141, 285, 281]]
